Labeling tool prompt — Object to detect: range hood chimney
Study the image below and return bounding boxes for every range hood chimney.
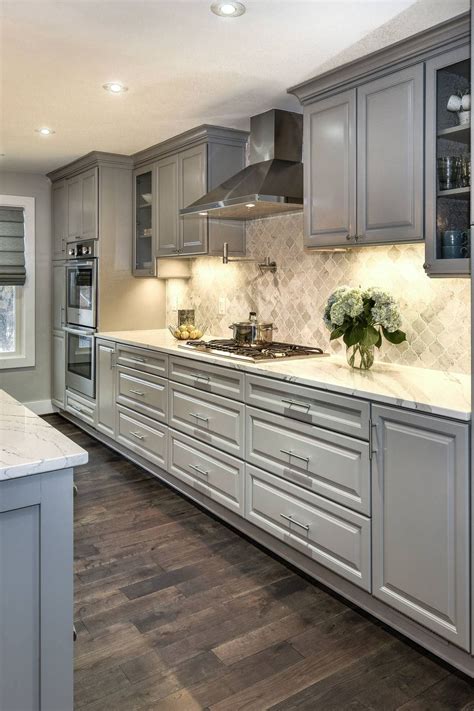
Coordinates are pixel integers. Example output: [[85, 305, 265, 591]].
[[179, 109, 303, 221]]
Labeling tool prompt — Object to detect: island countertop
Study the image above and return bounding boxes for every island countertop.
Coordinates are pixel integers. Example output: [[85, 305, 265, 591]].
[[97, 330, 471, 422], [0, 390, 88, 480]]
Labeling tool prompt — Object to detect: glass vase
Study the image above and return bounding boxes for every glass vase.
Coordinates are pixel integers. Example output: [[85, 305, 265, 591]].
[[346, 344, 375, 371]]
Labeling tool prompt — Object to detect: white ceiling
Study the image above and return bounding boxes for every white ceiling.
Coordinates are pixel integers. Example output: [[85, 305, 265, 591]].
[[1, 0, 460, 175]]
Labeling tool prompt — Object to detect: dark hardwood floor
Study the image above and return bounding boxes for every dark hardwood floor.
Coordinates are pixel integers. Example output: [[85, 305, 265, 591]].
[[47, 415, 474, 710]]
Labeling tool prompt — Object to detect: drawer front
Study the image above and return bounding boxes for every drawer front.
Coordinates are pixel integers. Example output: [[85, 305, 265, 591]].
[[245, 374, 370, 440], [168, 429, 244, 514], [65, 390, 96, 426], [116, 406, 167, 469], [116, 343, 168, 377], [169, 382, 244, 457], [246, 407, 370, 515], [117, 367, 167, 422], [245, 465, 371, 591], [169, 355, 244, 401]]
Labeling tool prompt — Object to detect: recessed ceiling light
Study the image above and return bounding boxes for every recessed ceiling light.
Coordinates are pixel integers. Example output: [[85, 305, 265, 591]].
[[211, 2, 246, 17], [103, 82, 128, 94], [35, 127, 55, 136]]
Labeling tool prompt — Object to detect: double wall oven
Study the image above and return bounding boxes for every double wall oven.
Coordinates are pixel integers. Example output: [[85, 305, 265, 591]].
[[65, 240, 98, 399]]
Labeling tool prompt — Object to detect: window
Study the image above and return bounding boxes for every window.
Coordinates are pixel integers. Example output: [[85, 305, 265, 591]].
[[0, 195, 35, 369]]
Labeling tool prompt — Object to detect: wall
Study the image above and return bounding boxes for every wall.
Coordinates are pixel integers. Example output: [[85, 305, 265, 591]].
[[0, 172, 52, 408], [167, 213, 471, 374]]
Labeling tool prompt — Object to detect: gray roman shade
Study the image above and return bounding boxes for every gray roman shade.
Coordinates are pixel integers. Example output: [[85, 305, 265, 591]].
[[0, 207, 26, 286]]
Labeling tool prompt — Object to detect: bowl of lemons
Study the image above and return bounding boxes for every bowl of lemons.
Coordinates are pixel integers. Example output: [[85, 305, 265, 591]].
[[169, 322, 206, 341]]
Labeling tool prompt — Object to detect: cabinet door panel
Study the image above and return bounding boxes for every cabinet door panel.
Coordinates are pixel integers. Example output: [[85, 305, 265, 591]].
[[372, 405, 469, 649], [304, 89, 356, 247], [357, 65, 423, 243], [179, 144, 208, 255], [155, 155, 180, 256], [67, 176, 82, 240], [52, 331, 65, 407], [96, 340, 116, 438], [81, 168, 98, 240], [52, 180, 67, 258]]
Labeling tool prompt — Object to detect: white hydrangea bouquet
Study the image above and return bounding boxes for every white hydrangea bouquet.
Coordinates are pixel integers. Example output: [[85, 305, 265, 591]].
[[323, 286, 406, 370]]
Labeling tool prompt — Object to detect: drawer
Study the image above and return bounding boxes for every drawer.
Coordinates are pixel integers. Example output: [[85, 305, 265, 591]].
[[65, 389, 96, 426], [169, 355, 244, 401], [117, 367, 167, 422], [245, 465, 371, 591], [116, 343, 168, 377], [168, 429, 244, 514], [245, 374, 370, 440], [168, 382, 244, 458], [246, 406, 370, 515], [116, 406, 167, 469]]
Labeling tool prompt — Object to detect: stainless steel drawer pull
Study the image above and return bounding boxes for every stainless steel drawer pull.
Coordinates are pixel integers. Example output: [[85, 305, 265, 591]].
[[280, 513, 310, 531], [129, 388, 145, 396], [128, 356, 145, 363], [70, 403, 84, 414], [189, 464, 209, 477], [281, 398, 311, 412], [280, 448, 310, 464], [130, 431, 145, 440], [189, 412, 209, 423], [195, 374, 210, 383]]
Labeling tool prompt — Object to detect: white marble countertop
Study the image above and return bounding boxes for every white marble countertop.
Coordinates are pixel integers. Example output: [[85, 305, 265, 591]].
[[97, 329, 471, 422], [0, 390, 88, 481]]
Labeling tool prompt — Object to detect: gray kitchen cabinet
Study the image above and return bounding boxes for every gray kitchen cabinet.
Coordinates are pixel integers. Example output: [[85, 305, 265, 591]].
[[372, 404, 470, 649], [303, 90, 356, 247], [0, 470, 74, 711], [133, 166, 155, 276], [424, 45, 471, 278], [169, 355, 244, 401], [132, 125, 248, 260], [117, 366, 168, 423], [52, 179, 67, 259], [357, 65, 424, 244], [116, 405, 168, 469], [96, 339, 116, 438], [52, 262, 66, 408], [66, 168, 98, 241], [155, 155, 180, 257]]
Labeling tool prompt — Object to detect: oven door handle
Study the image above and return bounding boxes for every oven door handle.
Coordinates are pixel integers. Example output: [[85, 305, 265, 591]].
[[64, 326, 95, 336]]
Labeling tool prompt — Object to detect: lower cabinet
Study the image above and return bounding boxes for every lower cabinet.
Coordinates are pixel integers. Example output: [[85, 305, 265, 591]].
[[52, 330, 66, 407], [245, 464, 371, 591], [372, 405, 470, 650], [65, 390, 96, 427], [116, 405, 167, 469], [96, 339, 116, 438], [0, 470, 74, 711], [168, 429, 244, 515]]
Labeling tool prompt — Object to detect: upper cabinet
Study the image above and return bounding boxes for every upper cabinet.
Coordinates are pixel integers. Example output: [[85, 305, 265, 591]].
[[132, 125, 249, 269], [301, 65, 424, 249], [290, 12, 471, 276], [52, 180, 67, 259], [66, 168, 98, 242], [424, 45, 471, 277]]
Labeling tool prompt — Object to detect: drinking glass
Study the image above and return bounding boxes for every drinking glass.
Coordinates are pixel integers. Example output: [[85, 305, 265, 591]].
[[437, 156, 461, 190]]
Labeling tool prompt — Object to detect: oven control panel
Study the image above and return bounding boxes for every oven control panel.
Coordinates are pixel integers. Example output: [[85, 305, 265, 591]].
[[67, 239, 98, 259]]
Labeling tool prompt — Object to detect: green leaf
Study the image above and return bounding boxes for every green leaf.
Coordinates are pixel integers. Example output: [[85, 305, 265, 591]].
[[343, 324, 365, 347], [361, 325, 380, 347], [375, 328, 383, 349], [330, 326, 345, 340], [383, 328, 407, 345]]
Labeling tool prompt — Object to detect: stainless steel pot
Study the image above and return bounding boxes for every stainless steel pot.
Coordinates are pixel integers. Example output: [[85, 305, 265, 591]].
[[229, 314, 276, 345]]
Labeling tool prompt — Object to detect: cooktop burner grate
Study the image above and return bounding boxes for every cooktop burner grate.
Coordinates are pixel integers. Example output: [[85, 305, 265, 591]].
[[178, 339, 327, 362]]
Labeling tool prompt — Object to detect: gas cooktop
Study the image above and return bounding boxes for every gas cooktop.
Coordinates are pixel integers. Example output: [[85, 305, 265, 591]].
[[178, 339, 327, 363]]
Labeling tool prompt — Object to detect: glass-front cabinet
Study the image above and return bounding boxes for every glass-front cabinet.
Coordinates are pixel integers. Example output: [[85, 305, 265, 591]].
[[133, 167, 156, 276], [425, 45, 471, 277]]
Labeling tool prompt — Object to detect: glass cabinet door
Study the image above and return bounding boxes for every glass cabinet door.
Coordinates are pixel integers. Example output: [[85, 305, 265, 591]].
[[425, 45, 471, 277], [133, 169, 156, 276]]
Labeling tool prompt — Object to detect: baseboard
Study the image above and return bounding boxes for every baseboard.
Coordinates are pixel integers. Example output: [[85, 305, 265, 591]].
[[24, 399, 54, 415]]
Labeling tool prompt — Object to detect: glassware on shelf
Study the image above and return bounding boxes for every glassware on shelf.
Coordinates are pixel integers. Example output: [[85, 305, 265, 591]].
[[460, 154, 471, 187], [437, 156, 462, 190], [441, 229, 470, 259]]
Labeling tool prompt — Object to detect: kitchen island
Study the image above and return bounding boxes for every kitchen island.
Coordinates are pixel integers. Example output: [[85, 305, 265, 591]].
[[0, 390, 87, 711]]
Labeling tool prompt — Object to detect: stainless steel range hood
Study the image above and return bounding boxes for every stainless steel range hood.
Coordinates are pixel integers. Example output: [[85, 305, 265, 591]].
[[179, 109, 303, 221]]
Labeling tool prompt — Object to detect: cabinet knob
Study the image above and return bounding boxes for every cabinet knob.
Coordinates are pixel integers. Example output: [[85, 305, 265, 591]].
[[423, 262, 432, 272], [345, 234, 352, 241]]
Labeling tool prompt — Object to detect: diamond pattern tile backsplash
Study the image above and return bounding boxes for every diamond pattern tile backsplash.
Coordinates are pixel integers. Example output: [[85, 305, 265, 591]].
[[166, 213, 471, 373]]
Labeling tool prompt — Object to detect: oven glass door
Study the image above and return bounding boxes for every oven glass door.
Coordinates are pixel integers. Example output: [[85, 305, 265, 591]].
[[66, 261, 97, 328], [66, 329, 95, 398]]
